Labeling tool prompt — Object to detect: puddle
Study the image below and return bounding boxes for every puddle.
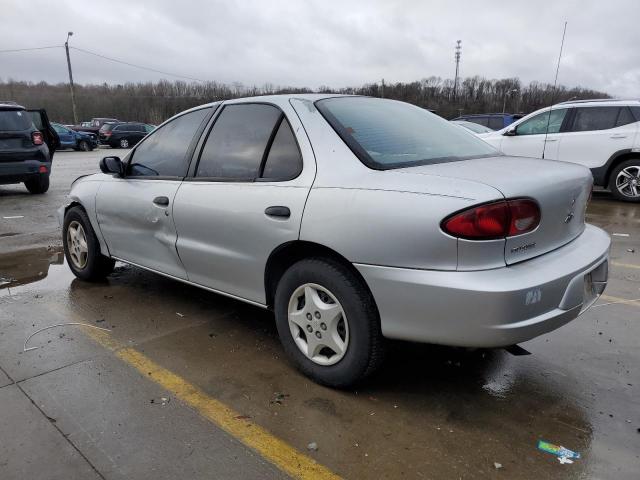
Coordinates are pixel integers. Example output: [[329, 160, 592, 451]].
[[0, 247, 76, 296]]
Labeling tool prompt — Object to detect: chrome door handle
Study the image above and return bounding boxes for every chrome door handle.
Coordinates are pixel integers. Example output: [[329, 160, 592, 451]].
[[265, 206, 290, 218], [153, 196, 170, 207], [610, 134, 627, 139], [544, 138, 558, 142]]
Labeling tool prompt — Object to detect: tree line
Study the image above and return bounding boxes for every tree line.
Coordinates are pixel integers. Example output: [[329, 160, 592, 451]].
[[0, 76, 609, 125]]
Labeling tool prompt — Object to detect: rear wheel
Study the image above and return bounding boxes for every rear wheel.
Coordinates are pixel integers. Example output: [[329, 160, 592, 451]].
[[609, 159, 640, 202], [24, 175, 49, 194], [274, 258, 384, 388], [63, 206, 115, 281], [119, 138, 129, 148]]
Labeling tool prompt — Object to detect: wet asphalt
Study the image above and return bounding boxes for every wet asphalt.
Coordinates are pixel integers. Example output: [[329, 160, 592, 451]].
[[0, 149, 639, 479]]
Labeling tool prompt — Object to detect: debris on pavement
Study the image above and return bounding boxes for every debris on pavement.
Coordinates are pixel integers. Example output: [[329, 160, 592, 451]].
[[2, 215, 25, 219], [494, 462, 502, 469], [176, 312, 185, 317], [270, 392, 290, 405], [307, 442, 318, 451], [612, 233, 630, 237], [23, 322, 111, 352], [150, 397, 170, 406], [627, 248, 635, 253], [537, 440, 580, 464]]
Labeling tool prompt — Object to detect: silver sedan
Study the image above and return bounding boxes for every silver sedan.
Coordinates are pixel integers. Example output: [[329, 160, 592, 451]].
[[59, 95, 610, 387]]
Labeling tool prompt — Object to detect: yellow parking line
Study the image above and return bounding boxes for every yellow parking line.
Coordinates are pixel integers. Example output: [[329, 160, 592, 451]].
[[598, 294, 640, 308], [81, 327, 341, 480], [611, 261, 640, 270]]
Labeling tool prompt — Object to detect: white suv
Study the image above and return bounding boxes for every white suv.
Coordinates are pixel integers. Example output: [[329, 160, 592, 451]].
[[480, 99, 640, 202]]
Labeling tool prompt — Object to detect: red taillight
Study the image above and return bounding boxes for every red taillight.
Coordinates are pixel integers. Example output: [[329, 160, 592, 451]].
[[442, 199, 540, 240], [32, 131, 44, 145], [38, 165, 48, 173]]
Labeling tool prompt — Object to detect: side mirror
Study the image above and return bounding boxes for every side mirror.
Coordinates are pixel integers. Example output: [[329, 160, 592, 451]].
[[503, 127, 516, 136], [99, 156, 123, 176]]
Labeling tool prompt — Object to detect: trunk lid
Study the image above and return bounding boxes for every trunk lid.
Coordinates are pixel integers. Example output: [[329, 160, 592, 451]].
[[397, 156, 593, 266]]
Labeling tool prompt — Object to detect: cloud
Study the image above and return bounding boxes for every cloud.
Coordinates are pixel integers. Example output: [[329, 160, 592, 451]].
[[0, 0, 638, 97]]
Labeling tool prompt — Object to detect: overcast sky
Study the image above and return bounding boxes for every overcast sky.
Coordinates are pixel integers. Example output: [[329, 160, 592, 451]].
[[1, 0, 638, 97]]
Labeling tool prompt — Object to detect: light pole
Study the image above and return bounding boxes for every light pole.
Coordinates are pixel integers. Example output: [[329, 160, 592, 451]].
[[502, 88, 518, 113], [65, 32, 78, 125]]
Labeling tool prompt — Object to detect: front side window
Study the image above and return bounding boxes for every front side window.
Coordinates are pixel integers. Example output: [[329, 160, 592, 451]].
[[516, 108, 568, 136], [196, 104, 281, 179], [571, 107, 619, 132], [316, 97, 498, 169], [128, 108, 210, 177]]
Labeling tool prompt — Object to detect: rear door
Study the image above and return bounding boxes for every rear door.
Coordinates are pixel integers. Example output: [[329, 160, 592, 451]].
[[27, 109, 59, 157], [52, 124, 74, 148], [173, 102, 315, 304], [95, 107, 212, 278], [499, 107, 569, 160], [557, 106, 639, 169]]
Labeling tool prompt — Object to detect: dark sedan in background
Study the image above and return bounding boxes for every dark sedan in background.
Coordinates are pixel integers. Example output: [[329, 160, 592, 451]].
[[99, 122, 154, 148]]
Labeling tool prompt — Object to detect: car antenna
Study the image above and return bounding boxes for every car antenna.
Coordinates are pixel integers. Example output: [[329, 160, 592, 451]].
[[542, 21, 567, 160]]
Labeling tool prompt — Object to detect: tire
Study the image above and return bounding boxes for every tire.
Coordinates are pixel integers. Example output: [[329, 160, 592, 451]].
[[78, 140, 90, 151], [63, 206, 115, 281], [119, 138, 129, 148], [274, 257, 384, 388], [609, 159, 640, 202], [24, 175, 49, 194]]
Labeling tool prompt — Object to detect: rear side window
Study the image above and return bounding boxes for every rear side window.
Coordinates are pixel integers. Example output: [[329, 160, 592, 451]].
[[0, 110, 32, 131], [488, 117, 503, 130], [262, 118, 302, 180], [316, 97, 498, 169], [571, 107, 619, 132], [615, 107, 637, 127], [128, 108, 210, 177], [196, 104, 281, 179]]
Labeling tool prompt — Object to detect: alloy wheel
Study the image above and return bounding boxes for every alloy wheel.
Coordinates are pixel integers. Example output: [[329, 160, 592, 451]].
[[615, 165, 640, 198], [67, 220, 89, 269], [287, 283, 349, 366], [120, 139, 129, 148]]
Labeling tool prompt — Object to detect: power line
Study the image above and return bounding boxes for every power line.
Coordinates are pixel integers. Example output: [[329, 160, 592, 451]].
[[0, 45, 62, 54], [70, 46, 207, 83]]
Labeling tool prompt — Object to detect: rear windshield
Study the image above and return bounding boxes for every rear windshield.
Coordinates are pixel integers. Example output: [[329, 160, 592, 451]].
[[316, 97, 499, 169], [0, 110, 33, 131]]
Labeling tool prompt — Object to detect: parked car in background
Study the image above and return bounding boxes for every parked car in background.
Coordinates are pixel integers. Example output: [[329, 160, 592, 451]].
[[60, 95, 610, 387], [52, 122, 98, 151], [73, 117, 121, 135], [0, 101, 59, 194], [451, 120, 494, 134], [481, 99, 640, 202], [99, 122, 154, 148], [453, 113, 524, 130]]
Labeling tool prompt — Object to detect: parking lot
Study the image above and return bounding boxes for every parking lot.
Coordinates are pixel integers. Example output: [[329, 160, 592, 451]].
[[1, 149, 639, 479]]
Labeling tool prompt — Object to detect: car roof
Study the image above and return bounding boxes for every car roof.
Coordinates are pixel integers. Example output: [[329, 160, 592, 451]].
[[0, 101, 25, 110], [455, 113, 519, 118]]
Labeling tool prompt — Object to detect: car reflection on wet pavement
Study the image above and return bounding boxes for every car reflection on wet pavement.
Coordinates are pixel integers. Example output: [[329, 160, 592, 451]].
[[0, 188, 639, 479]]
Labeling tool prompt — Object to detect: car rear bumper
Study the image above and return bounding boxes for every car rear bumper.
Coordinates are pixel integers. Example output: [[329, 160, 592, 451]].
[[0, 160, 51, 184], [355, 224, 610, 348]]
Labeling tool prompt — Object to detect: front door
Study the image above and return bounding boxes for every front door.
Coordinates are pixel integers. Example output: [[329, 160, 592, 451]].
[[499, 108, 569, 160], [173, 102, 315, 304], [95, 107, 212, 278]]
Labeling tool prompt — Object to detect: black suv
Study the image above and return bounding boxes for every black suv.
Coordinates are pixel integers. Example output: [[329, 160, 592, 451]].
[[0, 102, 59, 194], [99, 122, 153, 148]]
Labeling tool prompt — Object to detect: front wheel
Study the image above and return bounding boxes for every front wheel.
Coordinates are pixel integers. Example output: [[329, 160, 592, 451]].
[[63, 206, 115, 281], [24, 175, 49, 194], [78, 140, 90, 151], [274, 258, 384, 388], [609, 159, 640, 202]]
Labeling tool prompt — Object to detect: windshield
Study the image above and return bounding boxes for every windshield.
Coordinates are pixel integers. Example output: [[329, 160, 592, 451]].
[[316, 97, 499, 169], [0, 110, 33, 131]]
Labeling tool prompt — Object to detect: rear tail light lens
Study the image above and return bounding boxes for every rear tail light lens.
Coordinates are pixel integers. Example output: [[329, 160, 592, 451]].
[[442, 199, 540, 240], [32, 131, 44, 145]]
